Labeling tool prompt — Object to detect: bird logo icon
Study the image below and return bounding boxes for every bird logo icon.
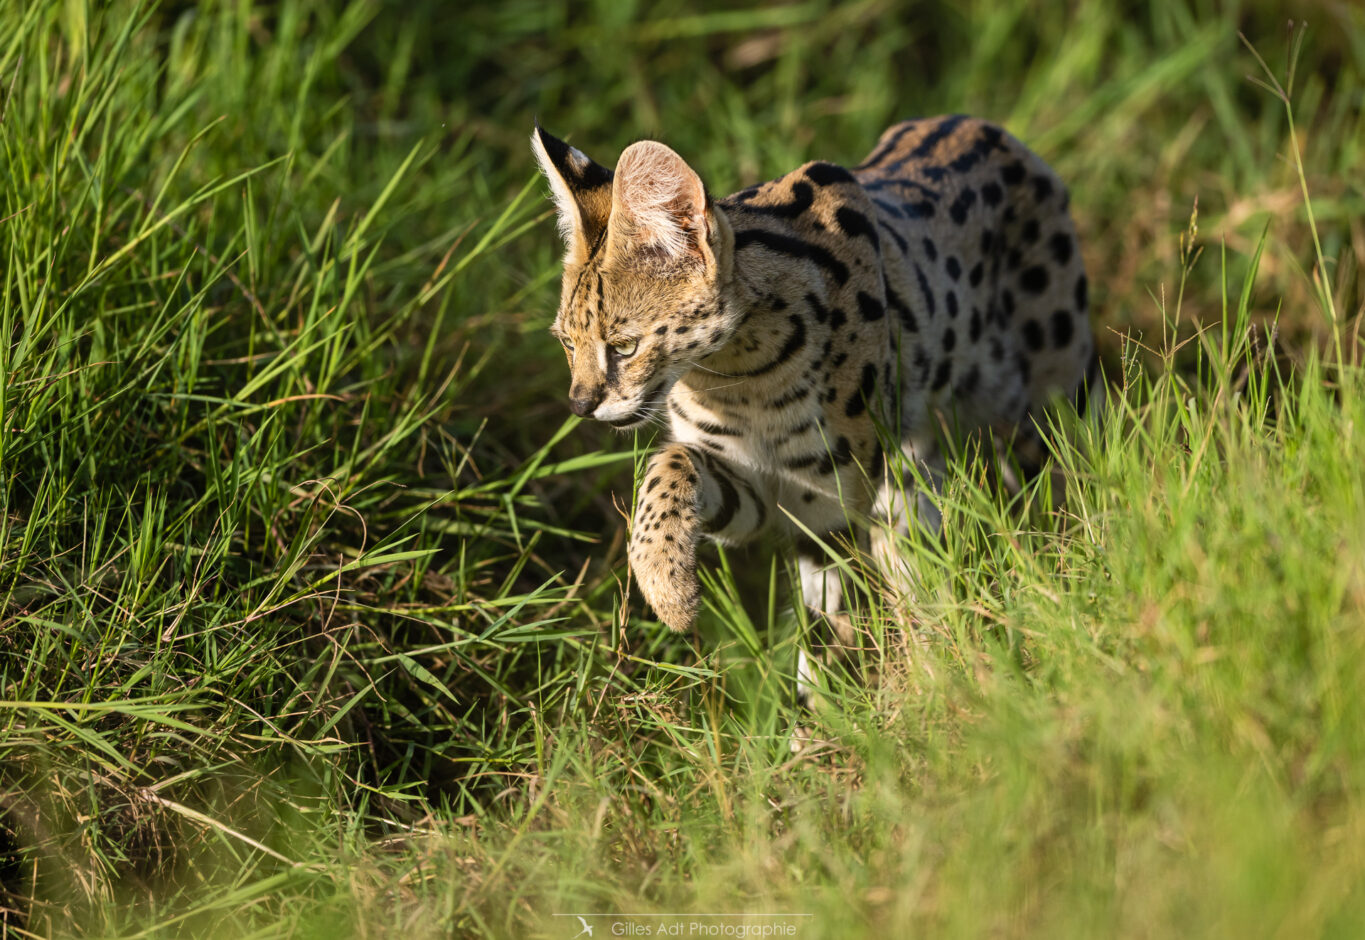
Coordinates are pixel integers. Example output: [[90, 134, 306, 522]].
[[572, 915, 594, 937]]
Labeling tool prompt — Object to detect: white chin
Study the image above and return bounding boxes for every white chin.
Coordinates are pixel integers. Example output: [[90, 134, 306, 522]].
[[600, 409, 646, 429]]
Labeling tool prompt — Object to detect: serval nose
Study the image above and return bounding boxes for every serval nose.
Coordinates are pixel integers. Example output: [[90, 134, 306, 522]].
[[569, 384, 604, 417]]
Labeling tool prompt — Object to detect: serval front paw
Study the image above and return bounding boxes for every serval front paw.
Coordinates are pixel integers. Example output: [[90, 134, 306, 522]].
[[629, 533, 701, 632], [628, 450, 703, 631]]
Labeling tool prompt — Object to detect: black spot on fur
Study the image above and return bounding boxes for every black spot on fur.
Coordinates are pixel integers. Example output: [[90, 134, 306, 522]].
[[805, 162, 857, 186], [946, 256, 961, 280], [911, 115, 966, 158], [784, 447, 817, 471], [1075, 274, 1089, 311], [1051, 309, 1075, 347], [887, 286, 918, 332], [856, 291, 885, 321], [846, 363, 877, 417], [746, 182, 815, 219], [914, 265, 936, 317], [691, 415, 742, 437], [969, 262, 984, 287], [836, 207, 879, 249], [931, 360, 952, 391], [1049, 232, 1073, 265], [969, 308, 982, 342], [1002, 161, 1026, 185], [1022, 219, 1040, 243], [950, 149, 981, 172], [942, 327, 956, 352], [769, 385, 811, 408], [1022, 319, 1045, 351], [905, 200, 936, 219], [655, 325, 668, 335], [922, 238, 938, 261], [982, 181, 1003, 206], [946, 291, 959, 318], [949, 188, 977, 224], [1019, 265, 1049, 294], [1031, 175, 1055, 201]]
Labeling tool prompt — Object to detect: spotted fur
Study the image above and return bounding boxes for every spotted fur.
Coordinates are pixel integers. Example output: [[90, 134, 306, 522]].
[[533, 117, 1100, 632]]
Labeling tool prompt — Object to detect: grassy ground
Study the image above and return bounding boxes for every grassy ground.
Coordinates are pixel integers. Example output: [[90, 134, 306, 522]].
[[0, 0, 1362, 936]]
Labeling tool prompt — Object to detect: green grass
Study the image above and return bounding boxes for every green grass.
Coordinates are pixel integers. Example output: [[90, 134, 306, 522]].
[[0, 0, 1362, 936]]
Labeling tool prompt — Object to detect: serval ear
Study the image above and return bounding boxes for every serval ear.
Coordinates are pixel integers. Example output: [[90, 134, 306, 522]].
[[531, 123, 615, 265], [608, 140, 712, 267]]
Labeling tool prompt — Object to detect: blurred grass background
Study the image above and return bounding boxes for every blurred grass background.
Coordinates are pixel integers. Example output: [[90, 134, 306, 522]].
[[0, 0, 1362, 936]]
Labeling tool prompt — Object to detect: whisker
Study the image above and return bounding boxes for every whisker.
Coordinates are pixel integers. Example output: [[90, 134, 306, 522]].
[[680, 359, 740, 378], [682, 376, 746, 392]]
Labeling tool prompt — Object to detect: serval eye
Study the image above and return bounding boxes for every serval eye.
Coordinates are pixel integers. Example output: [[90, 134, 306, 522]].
[[561, 337, 575, 352], [611, 339, 638, 358]]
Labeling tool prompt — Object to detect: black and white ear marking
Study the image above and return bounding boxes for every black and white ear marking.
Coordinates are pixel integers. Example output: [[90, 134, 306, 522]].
[[531, 123, 614, 264], [609, 140, 712, 266]]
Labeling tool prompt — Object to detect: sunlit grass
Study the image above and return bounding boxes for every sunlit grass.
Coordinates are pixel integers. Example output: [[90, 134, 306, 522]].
[[0, 0, 1362, 937]]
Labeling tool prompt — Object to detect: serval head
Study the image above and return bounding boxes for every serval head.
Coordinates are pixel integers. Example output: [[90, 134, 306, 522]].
[[532, 125, 737, 429]]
